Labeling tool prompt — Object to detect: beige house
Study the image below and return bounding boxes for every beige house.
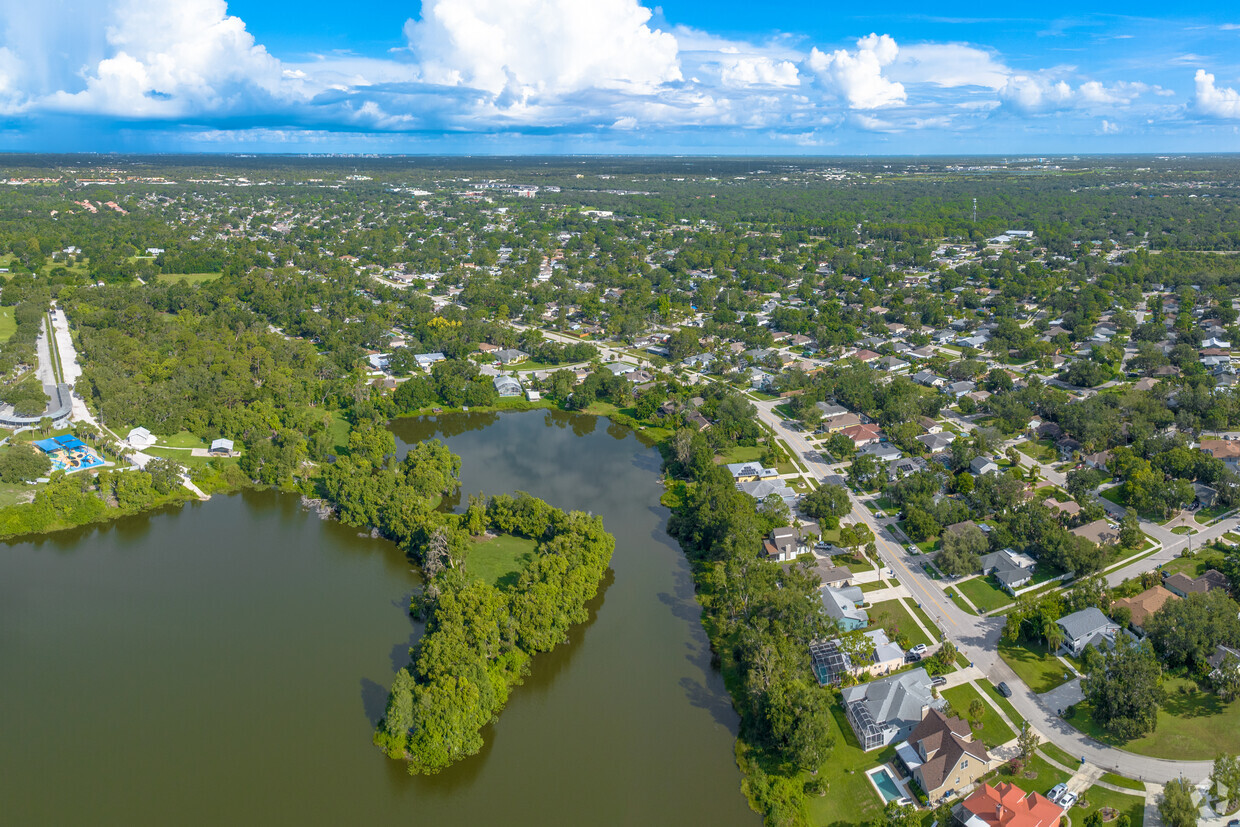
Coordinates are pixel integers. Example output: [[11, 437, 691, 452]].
[[897, 709, 992, 803]]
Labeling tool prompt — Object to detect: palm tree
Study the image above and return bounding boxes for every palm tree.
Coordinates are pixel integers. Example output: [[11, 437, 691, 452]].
[[1044, 620, 1066, 653], [38, 416, 53, 435]]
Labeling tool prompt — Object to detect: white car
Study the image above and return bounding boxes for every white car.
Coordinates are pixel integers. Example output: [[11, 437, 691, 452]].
[[1059, 791, 1078, 808], [910, 643, 928, 655], [1047, 784, 1067, 804]]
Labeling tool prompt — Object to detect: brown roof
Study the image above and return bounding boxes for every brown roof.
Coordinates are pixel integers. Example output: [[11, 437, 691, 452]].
[[909, 708, 990, 793], [1111, 585, 1178, 628], [1200, 439, 1240, 459], [1043, 498, 1081, 516], [1167, 569, 1231, 595], [1071, 518, 1119, 546]]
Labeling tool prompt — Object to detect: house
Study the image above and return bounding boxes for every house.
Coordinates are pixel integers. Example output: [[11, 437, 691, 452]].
[[821, 412, 863, 433], [852, 628, 908, 678], [918, 416, 943, 434], [979, 549, 1036, 594], [889, 456, 928, 480], [918, 432, 956, 453], [896, 709, 992, 804], [1056, 437, 1083, 460], [749, 367, 774, 389], [1056, 607, 1121, 656], [1081, 450, 1111, 470], [605, 362, 640, 376], [727, 462, 779, 482], [209, 438, 234, 456], [842, 423, 882, 448], [1043, 497, 1081, 519], [1193, 482, 1218, 508], [969, 457, 999, 476], [492, 348, 528, 365], [946, 381, 976, 398], [821, 586, 869, 631], [1164, 569, 1231, 598], [955, 782, 1062, 827], [1110, 586, 1178, 636], [763, 526, 808, 562], [859, 442, 902, 462], [493, 375, 523, 398], [842, 667, 941, 751], [366, 352, 390, 371], [912, 371, 946, 388], [126, 426, 157, 450], [1071, 518, 1120, 546], [816, 402, 851, 418], [525, 389, 541, 402], [1207, 644, 1240, 681], [1199, 439, 1240, 461], [414, 352, 447, 370], [739, 478, 798, 506]]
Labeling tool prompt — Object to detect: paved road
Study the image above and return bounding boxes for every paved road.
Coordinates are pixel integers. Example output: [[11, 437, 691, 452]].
[[750, 397, 1217, 784]]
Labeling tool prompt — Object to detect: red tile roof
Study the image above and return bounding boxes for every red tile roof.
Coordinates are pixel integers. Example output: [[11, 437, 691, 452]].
[[960, 782, 1063, 827]]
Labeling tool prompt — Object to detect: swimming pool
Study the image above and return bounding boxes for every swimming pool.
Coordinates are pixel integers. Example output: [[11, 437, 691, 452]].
[[867, 766, 904, 803]]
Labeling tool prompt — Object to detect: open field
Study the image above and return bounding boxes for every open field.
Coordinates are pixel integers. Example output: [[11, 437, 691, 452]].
[[997, 640, 1072, 694], [0, 306, 14, 342], [154, 272, 223, 284], [1067, 675, 1240, 760], [956, 576, 1012, 614], [467, 534, 537, 589]]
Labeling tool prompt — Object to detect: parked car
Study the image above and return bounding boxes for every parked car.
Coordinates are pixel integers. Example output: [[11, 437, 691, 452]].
[[1047, 784, 1067, 804], [907, 545, 921, 555], [905, 652, 922, 663], [1059, 791, 1078, 808], [996, 681, 1013, 697], [910, 643, 928, 655], [931, 675, 947, 687]]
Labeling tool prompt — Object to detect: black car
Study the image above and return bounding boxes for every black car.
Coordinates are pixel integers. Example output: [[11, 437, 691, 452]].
[[905, 651, 922, 663], [996, 681, 1013, 698]]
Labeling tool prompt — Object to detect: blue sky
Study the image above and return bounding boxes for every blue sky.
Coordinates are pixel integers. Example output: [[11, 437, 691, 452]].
[[0, 0, 1238, 154]]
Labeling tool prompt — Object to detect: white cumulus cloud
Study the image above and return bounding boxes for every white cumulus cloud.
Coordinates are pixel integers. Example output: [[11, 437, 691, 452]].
[[403, 0, 681, 104], [808, 33, 905, 109], [893, 43, 1010, 89], [1195, 69, 1240, 118], [719, 55, 799, 88], [45, 0, 293, 117]]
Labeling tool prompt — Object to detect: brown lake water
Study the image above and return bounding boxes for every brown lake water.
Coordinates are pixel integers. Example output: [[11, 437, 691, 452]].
[[1, 409, 756, 826]]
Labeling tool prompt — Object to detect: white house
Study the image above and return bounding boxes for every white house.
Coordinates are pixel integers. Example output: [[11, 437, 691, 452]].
[[126, 427, 157, 451]]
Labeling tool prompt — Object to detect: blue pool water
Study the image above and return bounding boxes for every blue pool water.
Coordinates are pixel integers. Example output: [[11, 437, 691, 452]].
[[868, 767, 902, 802]]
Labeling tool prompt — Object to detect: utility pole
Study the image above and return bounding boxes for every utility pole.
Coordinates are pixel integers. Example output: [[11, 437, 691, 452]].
[[972, 198, 977, 224]]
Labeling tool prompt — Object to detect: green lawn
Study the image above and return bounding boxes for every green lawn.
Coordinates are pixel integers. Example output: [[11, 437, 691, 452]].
[[1075, 784, 1146, 827], [945, 589, 978, 616], [1100, 772, 1145, 792], [859, 579, 888, 593], [0, 480, 36, 507], [992, 751, 1072, 797], [1038, 741, 1080, 769], [0, 306, 14, 342], [1067, 675, 1240, 760], [155, 430, 208, 449], [328, 410, 352, 453], [1159, 547, 1225, 579], [941, 684, 1017, 748], [1015, 439, 1058, 464], [979, 680, 1024, 725], [997, 640, 1072, 693], [957, 576, 1013, 614], [142, 447, 233, 471], [466, 534, 538, 590], [907, 601, 941, 639], [803, 704, 889, 826], [154, 272, 223, 284], [868, 599, 934, 648], [717, 444, 764, 464]]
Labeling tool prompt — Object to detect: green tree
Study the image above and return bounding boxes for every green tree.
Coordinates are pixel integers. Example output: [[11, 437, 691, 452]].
[[1211, 753, 1240, 813], [1158, 777, 1199, 827], [968, 698, 985, 730], [0, 443, 51, 484], [800, 483, 851, 525], [1082, 641, 1165, 740], [1017, 722, 1039, 762]]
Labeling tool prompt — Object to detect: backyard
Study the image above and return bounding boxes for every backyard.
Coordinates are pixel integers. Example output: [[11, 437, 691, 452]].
[[802, 704, 889, 826]]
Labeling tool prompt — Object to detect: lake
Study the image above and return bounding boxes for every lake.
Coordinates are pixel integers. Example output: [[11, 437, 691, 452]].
[[0, 409, 756, 826]]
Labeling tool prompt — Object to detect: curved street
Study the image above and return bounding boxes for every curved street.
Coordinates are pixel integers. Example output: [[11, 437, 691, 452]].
[[750, 397, 1221, 786]]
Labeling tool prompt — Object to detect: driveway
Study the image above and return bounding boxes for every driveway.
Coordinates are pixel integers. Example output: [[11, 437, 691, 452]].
[[1040, 678, 1084, 716]]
